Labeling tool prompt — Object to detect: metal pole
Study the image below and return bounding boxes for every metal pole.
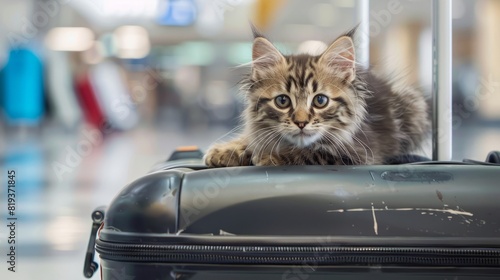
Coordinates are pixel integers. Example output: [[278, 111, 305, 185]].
[[355, 0, 369, 68], [432, 0, 452, 161]]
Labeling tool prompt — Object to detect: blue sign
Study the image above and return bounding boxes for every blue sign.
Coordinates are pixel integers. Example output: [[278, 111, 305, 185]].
[[157, 0, 197, 26]]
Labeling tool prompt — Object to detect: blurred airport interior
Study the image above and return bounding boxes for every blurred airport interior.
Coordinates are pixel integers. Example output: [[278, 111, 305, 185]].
[[0, 0, 500, 279]]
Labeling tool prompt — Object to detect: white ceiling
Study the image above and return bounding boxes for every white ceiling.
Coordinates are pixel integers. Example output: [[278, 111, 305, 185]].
[[0, 0, 478, 46], [65, 0, 476, 43]]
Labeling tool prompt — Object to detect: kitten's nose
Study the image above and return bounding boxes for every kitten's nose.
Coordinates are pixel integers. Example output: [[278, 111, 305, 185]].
[[294, 121, 308, 129]]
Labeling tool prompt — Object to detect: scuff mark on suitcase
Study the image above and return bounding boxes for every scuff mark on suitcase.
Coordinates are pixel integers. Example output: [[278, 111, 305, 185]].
[[266, 171, 269, 182], [436, 190, 444, 202], [369, 171, 376, 182], [327, 207, 473, 216], [219, 229, 236, 236], [334, 187, 351, 197], [381, 171, 453, 183], [371, 203, 378, 235]]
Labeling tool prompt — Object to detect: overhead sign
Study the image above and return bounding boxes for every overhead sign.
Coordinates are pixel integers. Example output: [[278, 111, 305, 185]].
[[157, 0, 197, 26]]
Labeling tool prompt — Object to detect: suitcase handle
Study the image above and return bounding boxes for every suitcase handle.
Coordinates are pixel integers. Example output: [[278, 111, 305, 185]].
[[83, 206, 106, 278], [168, 146, 204, 161]]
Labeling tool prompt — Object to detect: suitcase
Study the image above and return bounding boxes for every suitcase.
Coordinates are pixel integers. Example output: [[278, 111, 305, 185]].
[[85, 151, 500, 279], [88, 60, 139, 131], [1, 48, 44, 125], [75, 72, 106, 128], [84, 1, 500, 279], [45, 51, 82, 129]]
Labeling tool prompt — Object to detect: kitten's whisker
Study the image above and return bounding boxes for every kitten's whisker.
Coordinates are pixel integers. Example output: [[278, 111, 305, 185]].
[[232, 61, 254, 69], [257, 129, 282, 161], [319, 131, 338, 157], [269, 133, 286, 166], [250, 130, 280, 164], [321, 128, 363, 164], [246, 127, 279, 155], [212, 124, 246, 144], [226, 126, 278, 164], [216, 126, 264, 165], [245, 132, 274, 164], [244, 126, 277, 140], [331, 125, 374, 160], [327, 126, 374, 164], [246, 128, 278, 153], [320, 130, 352, 162], [256, 130, 282, 164], [320, 131, 349, 165], [324, 126, 368, 159]]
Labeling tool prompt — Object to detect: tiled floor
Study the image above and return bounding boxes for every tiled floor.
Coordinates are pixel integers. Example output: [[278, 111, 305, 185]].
[[0, 123, 228, 280], [0, 120, 499, 280]]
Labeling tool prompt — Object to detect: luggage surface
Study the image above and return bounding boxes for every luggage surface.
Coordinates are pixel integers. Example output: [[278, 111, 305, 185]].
[[103, 163, 500, 238], [85, 156, 500, 279]]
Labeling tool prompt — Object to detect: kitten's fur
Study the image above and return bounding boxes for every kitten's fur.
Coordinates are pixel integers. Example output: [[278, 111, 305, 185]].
[[204, 27, 429, 167]]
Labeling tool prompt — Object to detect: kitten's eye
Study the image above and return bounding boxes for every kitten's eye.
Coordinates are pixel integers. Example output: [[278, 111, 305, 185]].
[[275, 95, 291, 109], [313, 94, 329, 108]]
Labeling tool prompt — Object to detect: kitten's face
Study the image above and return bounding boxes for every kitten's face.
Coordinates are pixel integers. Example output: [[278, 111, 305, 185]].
[[247, 36, 358, 148]]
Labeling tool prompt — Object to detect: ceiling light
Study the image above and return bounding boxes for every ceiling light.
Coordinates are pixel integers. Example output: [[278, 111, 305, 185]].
[[113, 26, 151, 59]]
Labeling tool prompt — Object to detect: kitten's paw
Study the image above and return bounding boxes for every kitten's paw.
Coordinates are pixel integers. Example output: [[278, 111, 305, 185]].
[[204, 142, 251, 167], [253, 153, 285, 166]]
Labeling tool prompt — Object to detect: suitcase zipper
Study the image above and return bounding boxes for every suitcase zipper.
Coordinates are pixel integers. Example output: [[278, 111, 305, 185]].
[[95, 241, 500, 266]]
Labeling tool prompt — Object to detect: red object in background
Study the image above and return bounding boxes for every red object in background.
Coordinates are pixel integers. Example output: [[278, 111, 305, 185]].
[[75, 73, 105, 128]]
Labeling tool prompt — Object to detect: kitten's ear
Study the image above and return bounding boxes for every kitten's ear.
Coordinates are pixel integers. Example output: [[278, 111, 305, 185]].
[[250, 21, 265, 39], [319, 36, 356, 83], [252, 37, 285, 72]]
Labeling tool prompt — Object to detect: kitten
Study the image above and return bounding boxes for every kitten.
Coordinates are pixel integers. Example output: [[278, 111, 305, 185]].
[[204, 27, 429, 167]]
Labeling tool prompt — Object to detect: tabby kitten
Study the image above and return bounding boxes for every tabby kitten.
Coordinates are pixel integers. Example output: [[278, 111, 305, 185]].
[[204, 27, 429, 167]]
